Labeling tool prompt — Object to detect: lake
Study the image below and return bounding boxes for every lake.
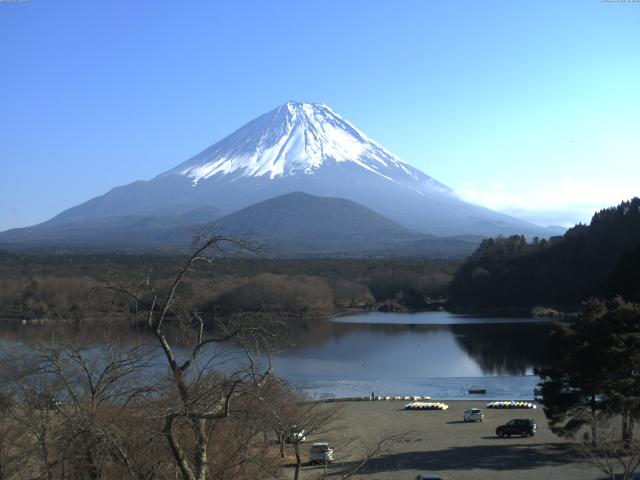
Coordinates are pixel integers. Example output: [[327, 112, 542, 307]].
[[273, 311, 552, 400], [0, 311, 553, 401]]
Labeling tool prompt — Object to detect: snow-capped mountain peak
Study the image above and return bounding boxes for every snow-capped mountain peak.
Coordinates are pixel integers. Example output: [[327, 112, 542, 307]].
[[14, 101, 552, 240], [166, 101, 450, 194]]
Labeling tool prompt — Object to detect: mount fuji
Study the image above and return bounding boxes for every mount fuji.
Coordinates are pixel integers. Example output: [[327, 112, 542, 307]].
[[0, 102, 559, 253]]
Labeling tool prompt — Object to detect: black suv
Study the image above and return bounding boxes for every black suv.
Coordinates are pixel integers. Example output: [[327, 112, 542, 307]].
[[496, 419, 536, 437]]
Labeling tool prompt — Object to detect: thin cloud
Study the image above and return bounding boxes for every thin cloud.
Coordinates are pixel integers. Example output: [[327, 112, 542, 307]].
[[457, 180, 639, 227]]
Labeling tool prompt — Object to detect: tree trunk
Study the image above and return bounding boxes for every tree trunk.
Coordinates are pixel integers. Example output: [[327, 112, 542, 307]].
[[622, 409, 634, 448], [84, 446, 99, 480], [163, 416, 196, 480], [194, 418, 208, 480], [294, 442, 302, 480], [590, 404, 598, 446], [38, 424, 55, 480]]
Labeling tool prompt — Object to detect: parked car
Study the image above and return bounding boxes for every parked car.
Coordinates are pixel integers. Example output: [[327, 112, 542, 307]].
[[415, 474, 446, 480], [286, 426, 306, 443], [496, 418, 536, 437], [309, 442, 334, 464], [463, 408, 483, 422]]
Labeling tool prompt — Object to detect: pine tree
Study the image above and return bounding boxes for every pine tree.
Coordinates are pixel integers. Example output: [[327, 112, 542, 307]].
[[536, 298, 640, 445]]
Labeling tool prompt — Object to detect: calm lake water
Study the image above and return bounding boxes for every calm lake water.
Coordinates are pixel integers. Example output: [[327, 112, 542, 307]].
[[274, 311, 552, 400], [0, 311, 552, 400]]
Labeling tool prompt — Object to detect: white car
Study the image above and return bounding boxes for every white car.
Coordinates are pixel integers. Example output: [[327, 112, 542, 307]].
[[286, 427, 306, 443], [309, 442, 334, 464], [463, 408, 483, 422]]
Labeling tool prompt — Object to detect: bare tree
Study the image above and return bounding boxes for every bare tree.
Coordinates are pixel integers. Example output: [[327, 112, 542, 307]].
[[0, 232, 317, 480], [327, 431, 410, 480], [575, 411, 640, 480], [256, 379, 340, 480], [0, 388, 22, 480], [2, 333, 164, 480], [43, 341, 158, 480], [1, 349, 64, 480], [107, 232, 278, 480], [287, 403, 337, 480]]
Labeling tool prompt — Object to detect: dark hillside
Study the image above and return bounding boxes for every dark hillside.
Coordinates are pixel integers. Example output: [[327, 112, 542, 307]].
[[448, 198, 640, 311], [0, 192, 481, 257], [212, 191, 407, 237]]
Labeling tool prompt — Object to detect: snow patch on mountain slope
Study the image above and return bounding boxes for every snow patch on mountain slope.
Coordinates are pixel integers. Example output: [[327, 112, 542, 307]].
[[167, 102, 448, 194]]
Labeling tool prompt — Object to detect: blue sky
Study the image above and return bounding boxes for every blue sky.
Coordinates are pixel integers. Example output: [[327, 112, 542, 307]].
[[1, 0, 639, 230]]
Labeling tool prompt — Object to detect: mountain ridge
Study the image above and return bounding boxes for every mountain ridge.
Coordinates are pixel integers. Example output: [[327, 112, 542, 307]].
[[2, 101, 560, 248], [0, 192, 482, 257]]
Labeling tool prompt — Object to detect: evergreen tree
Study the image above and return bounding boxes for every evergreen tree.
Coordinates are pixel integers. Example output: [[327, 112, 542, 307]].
[[537, 298, 640, 444]]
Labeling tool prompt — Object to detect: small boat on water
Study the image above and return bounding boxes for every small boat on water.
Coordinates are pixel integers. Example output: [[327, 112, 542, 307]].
[[468, 388, 487, 394]]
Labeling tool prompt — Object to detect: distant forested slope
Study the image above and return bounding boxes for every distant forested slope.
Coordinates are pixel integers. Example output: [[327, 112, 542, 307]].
[[448, 198, 640, 311], [0, 253, 457, 320]]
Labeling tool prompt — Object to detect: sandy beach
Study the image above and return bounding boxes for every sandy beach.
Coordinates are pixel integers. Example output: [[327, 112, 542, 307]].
[[294, 400, 601, 480]]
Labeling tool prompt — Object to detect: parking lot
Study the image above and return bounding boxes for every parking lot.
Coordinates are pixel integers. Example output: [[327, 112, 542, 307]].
[[295, 400, 601, 480]]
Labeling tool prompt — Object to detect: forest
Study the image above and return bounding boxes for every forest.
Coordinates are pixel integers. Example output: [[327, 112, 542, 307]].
[[3, 198, 640, 321], [448, 198, 640, 312], [0, 251, 457, 321]]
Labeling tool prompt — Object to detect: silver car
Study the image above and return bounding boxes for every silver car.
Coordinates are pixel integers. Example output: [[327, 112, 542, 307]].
[[463, 408, 483, 422]]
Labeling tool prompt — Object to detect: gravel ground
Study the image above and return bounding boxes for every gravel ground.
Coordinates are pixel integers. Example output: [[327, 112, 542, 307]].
[[294, 400, 602, 480]]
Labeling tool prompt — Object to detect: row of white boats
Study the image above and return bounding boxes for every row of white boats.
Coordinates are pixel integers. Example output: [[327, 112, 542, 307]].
[[324, 395, 432, 403], [486, 401, 536, 409], [404, 400, 537, 411], [323, 396, 537, 410]]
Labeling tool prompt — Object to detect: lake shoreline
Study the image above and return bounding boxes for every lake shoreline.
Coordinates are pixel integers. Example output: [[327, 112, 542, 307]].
[[2, 311, 551, 403]]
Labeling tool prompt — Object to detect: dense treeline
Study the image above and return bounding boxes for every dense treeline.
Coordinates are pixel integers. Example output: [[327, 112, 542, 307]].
[[0, 252, 457, 320], [449, 198, 640, 311]]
